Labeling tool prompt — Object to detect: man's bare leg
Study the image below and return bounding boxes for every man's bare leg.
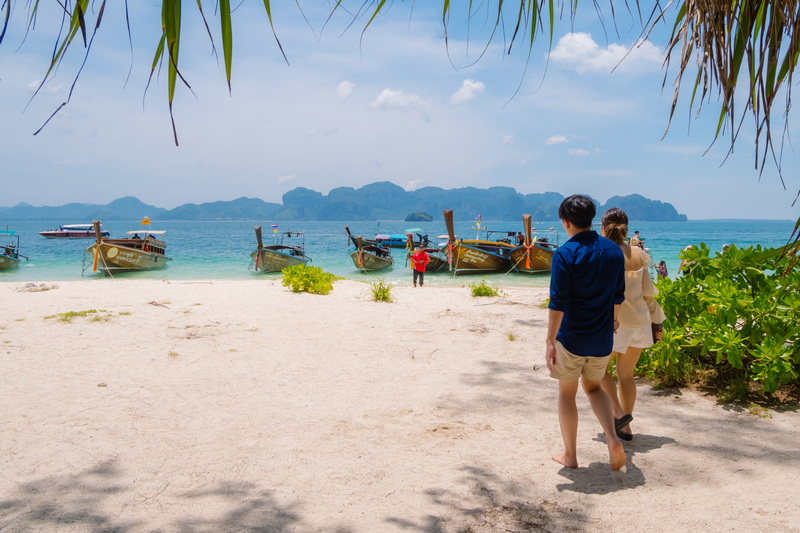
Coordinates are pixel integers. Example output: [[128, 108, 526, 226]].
[[600, 353, 626, 419], [582, 377, 627, 471], [552, 379, 580, 468]]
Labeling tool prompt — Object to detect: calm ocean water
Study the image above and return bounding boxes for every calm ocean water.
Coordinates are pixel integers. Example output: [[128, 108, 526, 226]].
[[1, 219, 795, 287]]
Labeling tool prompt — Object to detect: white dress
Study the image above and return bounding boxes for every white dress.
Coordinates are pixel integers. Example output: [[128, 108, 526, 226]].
[[613, 249, 667, 352]]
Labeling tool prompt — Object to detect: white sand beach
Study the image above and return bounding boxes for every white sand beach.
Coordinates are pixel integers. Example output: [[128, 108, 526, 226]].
[[0, 279, 797, 532]]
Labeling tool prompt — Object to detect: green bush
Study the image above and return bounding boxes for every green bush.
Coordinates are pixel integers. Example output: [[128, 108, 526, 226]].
[[281, 264, 337, 295], [369, 278, 394, 302], [469, 279, 504, 298], [640, 242, 800, 400]]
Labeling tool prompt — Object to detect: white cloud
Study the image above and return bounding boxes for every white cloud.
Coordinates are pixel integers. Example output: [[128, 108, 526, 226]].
[[546, 134, 568, 145], [549, 32, 662, 74], [277, 174, 296, 184], [502, 135, 513, 145], [568, 148, 594, 156], [450, 79, 485, 105], [370, 89, 432, 115], [336, 81, 355, 100], [403, 179, 424, 191]]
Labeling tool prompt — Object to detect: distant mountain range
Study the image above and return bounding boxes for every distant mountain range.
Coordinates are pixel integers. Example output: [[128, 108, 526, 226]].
[[0, 182, 688, 222]]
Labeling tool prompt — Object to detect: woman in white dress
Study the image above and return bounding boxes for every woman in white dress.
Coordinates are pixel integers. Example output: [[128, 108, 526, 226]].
[[600, 208, 666, 441]]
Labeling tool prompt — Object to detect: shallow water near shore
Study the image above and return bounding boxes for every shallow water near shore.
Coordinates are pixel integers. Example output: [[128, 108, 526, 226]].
[[1, 219, 794, 287]]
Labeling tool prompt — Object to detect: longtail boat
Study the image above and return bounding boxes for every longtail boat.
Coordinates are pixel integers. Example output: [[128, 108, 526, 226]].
[[85, 219, 171, 275], [405, 233, 449, 273], [443, 209, 514, 275], [346, 227, 393, 272], [0, 230, 27, 270], [372, 232, 431, 249], [509, 214, 559, 273], [251, 226, 311, 272]]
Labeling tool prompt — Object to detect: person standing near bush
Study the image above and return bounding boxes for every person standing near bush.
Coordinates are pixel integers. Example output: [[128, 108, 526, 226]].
[[599, 208, 667, 441], [410, 243, 429, 287], [679, 245, 696, 275], [546, 194, 627, 471]]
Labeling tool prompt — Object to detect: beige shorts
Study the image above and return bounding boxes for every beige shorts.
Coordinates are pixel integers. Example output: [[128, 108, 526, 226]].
[[550, 341, 610, 381]]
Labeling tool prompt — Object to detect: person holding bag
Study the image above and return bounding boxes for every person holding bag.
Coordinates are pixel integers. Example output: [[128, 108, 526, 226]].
[[599, 208, 666, 441]]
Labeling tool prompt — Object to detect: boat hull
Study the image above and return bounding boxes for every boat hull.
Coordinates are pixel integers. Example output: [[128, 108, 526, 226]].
[[509, 244, 555, 273], [87, 242, 170, 273], [351, 250, 393, 272], [425, 253, 450, 273], [0, 255, 21, 269], [251, 249, 310, 272], [408, 250, 450, 273], [40, 231, 110, 239], [450, 242, 512, 275]]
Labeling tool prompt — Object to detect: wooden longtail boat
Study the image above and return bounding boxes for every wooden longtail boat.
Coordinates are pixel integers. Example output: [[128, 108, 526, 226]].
[[416, 248, 449, 273], [0, 231, 27, 270], [509, 214, 559, 273], [250, 226, 311, 272], [404, 234, 449, 273], [443, 209, 514, 275], [372, 232, 432, 249], [345, 228, 393, 271], [85, 220, 171, 275]]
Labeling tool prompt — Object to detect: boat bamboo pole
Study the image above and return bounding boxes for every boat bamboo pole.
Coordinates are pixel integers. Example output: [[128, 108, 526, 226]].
[[254, 226, 264, 249], [91, 220, 102, 272], [523, 214, 533, 270], [344, 225, 357, 247], [253, 226, 264, 271], [443, 209, 455, 271]]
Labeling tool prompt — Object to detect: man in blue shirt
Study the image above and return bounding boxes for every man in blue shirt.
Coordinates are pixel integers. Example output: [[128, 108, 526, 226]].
[[546, 194, 627, 471]]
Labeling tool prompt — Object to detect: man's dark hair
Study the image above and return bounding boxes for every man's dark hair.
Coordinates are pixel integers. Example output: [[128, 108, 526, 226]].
[[558, 194, 596, 229]]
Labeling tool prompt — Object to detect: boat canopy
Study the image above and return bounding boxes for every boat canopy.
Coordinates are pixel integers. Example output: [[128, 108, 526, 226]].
[[374, 234, 409, 240], [486, 229, 518, 236], [61, 224, 96, 230], [404, 227, 423, 233], [126, 230, 167, 235], [0, 230, 16, 236]]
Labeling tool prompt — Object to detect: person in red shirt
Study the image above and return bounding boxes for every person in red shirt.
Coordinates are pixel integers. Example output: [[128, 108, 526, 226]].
[[410, 243, 430, 287]]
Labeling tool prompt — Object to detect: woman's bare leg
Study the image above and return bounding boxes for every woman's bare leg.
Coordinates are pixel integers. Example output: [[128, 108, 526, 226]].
[[615, 346, 643, 435]]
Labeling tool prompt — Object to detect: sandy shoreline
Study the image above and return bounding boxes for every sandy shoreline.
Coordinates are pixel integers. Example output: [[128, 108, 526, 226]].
[[1, 279, 797, 532]]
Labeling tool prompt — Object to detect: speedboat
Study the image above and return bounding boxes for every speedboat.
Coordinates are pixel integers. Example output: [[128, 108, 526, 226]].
[[39, 224, 110, 239]]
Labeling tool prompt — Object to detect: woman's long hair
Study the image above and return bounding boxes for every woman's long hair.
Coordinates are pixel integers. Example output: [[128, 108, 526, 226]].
[[601, 207, 628, 245]]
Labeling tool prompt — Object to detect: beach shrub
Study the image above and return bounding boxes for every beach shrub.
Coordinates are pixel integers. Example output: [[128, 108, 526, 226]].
[[640, 243, 800, 400], [281, 264, 337, 295], [369, 278, 394, 302], [469, 279, 504, 298]]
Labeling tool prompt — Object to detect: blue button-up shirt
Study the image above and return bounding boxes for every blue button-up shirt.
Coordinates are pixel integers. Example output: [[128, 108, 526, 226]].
[[548, 230, 625, 356]]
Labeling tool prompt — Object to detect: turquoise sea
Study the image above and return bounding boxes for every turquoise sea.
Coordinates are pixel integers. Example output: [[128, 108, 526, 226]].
[[1, 219, 796, 287]]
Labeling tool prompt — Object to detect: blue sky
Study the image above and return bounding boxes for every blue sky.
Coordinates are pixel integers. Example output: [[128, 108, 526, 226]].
[[0, 2, 797, 220]]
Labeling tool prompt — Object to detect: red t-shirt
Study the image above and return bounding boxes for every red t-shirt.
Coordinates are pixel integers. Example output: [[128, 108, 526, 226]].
[[411, 250, 430, 272]]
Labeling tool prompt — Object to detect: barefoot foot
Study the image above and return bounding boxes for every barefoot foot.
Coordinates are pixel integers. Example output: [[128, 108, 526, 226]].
[[551, 452, 578, 469], [608, 440, 627, 471]]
